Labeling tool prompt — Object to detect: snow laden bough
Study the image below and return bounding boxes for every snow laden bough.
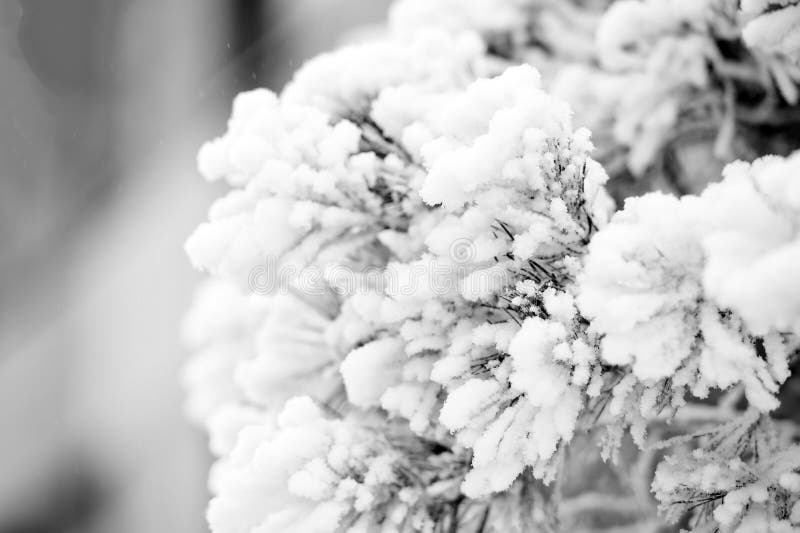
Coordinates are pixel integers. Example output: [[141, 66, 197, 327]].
[[370, 64, 614, 497], [183, 2, 800, 531]]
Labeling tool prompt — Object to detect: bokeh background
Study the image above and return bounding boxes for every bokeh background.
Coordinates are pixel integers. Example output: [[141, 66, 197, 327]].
[[0, 1, 391, 531]]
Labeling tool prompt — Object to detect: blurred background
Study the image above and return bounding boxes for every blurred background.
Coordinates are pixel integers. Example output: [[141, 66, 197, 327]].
[[0, 1, 391, 531]]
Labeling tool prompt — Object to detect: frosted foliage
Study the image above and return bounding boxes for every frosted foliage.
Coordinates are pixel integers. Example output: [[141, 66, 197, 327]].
[[578, 176, 796, 412], [742, 1, 800, 62], [282, 30, 485, 118], [186, 86, 428, 290], [417, 65, 608, 212], [183, 0, 800, 531], [589, 0, 718, 176], [390, 0, 606, 71], [453, 317, 587, 497], [579, 192, 709, 380], [653, 413, 800, 532], [208, 397, 432, 533], [370, 65, 613, 495], [596, 0, 714, 71], [413, 65, 611, 301], [235, 293, 346, 410], [701, 156, 800, 337], [340, 337, 406, 408]]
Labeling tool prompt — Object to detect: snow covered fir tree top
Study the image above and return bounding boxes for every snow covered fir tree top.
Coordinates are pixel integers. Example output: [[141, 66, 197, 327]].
[[183, 1, 800, 531]]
